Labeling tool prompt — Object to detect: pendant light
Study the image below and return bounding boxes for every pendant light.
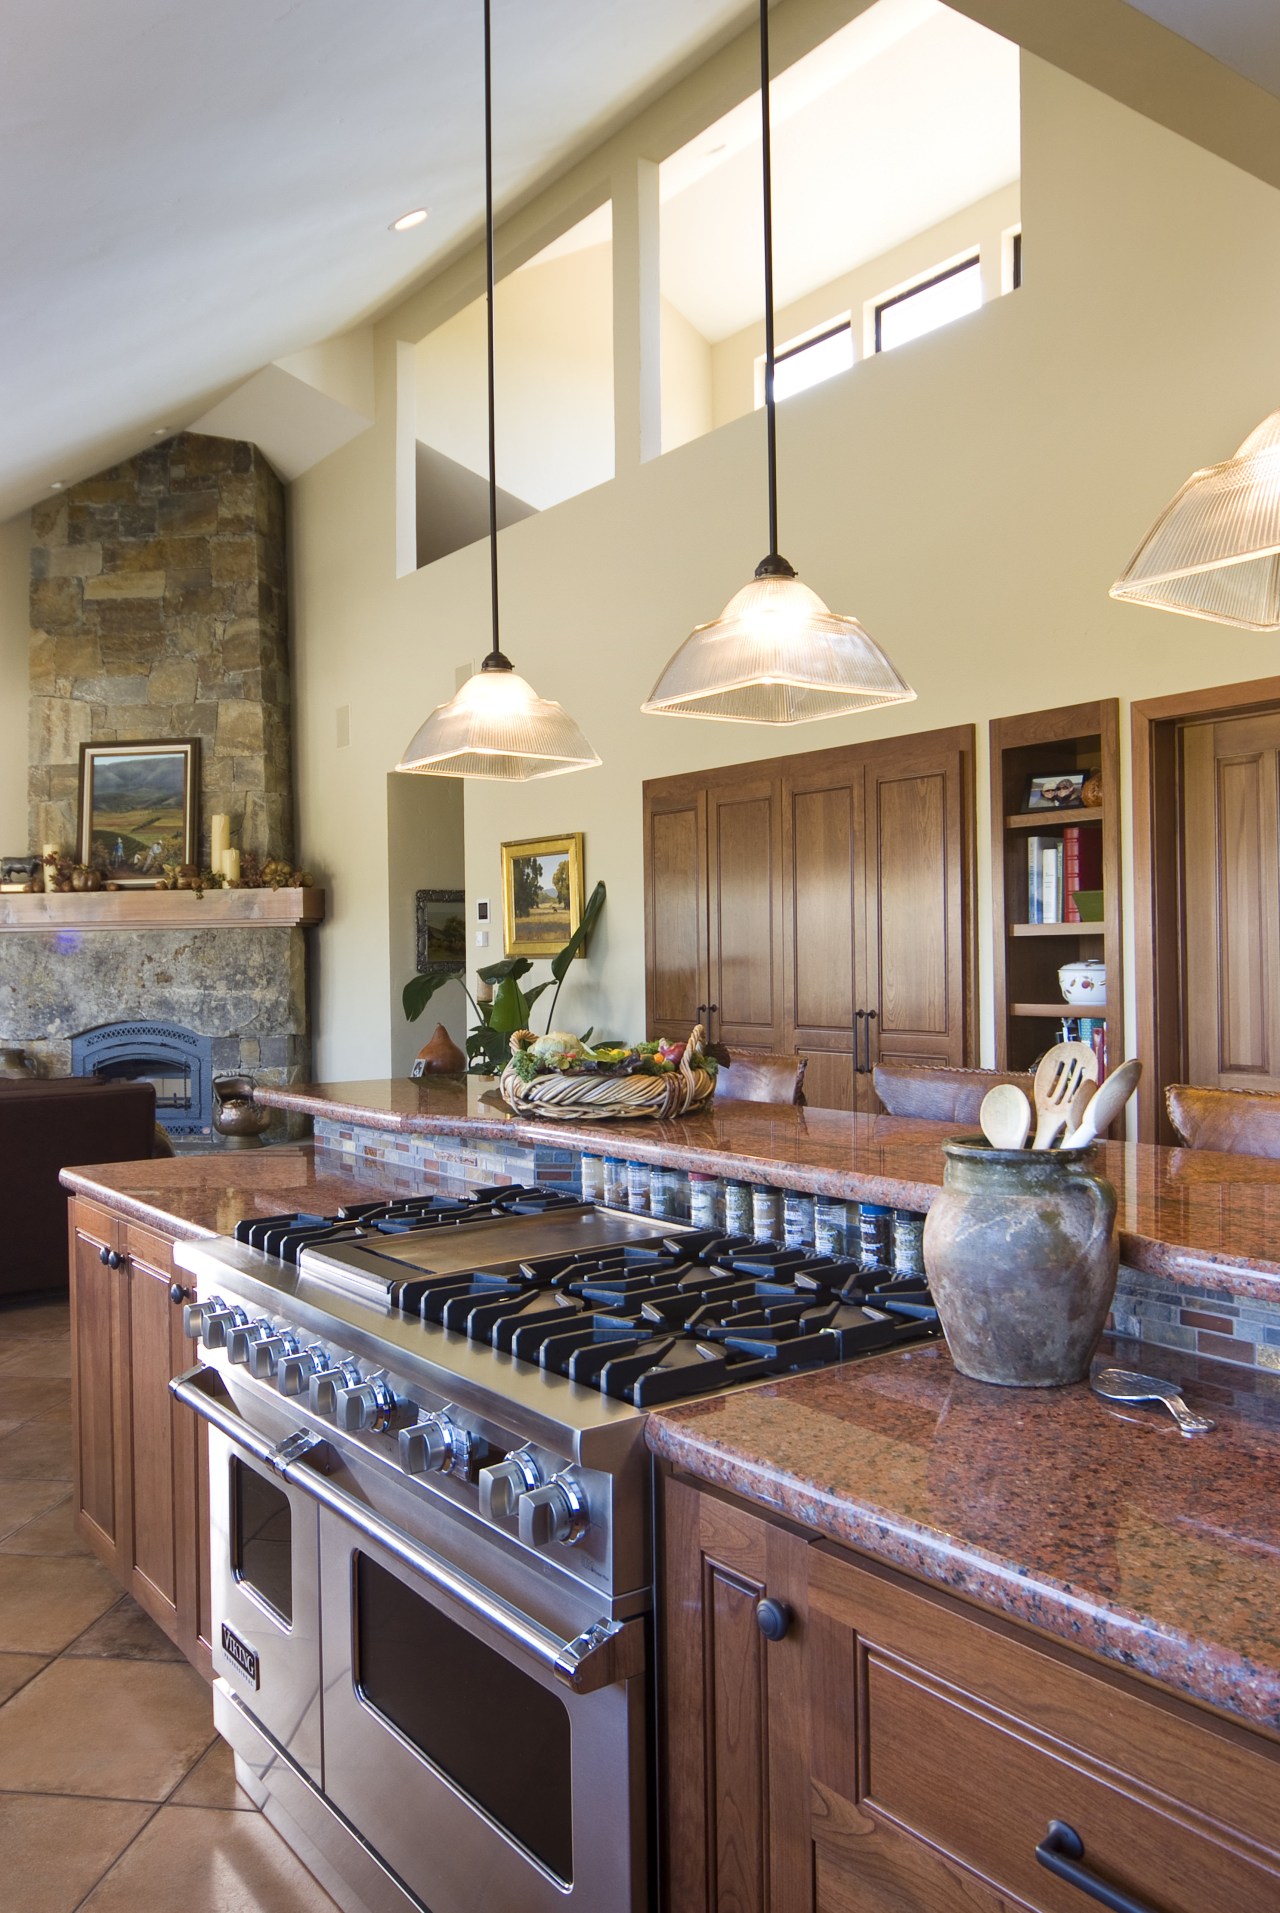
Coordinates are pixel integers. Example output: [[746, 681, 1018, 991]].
[[397, 0, 600, 780], [1110, 410, 1280, 629], [642, 0, 914, 725]]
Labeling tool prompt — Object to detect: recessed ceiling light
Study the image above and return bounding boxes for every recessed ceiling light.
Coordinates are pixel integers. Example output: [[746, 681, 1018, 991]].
[[391, 207, 429, 232], [49, 479, 65, 490], [153, 427, 171, 438]]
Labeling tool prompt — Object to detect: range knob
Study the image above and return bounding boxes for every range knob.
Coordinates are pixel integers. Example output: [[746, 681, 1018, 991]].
[[248, 1328, 300, 1380], [200, 1303, 248, 1350], [518, 1474, 591, 1549], [399, 1411, 472, 1477], [308, 1360, 363, 1418], [478, 1450, 543, 1522], [336, 1376, 411, 1435], [182, 1296, 225, 1341], [226, 1318, 276, 1366], [276, 1344, 331, 1398]]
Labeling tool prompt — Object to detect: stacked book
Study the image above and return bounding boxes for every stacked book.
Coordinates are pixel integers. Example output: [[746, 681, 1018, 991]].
[[1027, 825, 1102, 923]]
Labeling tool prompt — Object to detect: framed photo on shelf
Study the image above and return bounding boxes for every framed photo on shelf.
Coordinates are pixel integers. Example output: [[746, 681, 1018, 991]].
[[1026, 771, 1085, 811], [415, 889, 466, 974], [76, 739, 199, 885], [500, 833, 585, 957]]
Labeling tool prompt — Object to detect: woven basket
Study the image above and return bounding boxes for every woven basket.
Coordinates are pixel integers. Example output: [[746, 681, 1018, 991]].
[[499, 1026, 717, 1122]]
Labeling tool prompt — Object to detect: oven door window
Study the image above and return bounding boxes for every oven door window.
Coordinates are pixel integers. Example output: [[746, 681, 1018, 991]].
[[353, 1552, 573, 1884], [231, 1459, 293, 1626]]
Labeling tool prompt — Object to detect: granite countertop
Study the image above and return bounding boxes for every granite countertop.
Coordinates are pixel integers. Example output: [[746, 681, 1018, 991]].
[[648, 1336, 1280, 1736], [59, 1142, 447, 1239], [256, 1077, 1280, 1301]]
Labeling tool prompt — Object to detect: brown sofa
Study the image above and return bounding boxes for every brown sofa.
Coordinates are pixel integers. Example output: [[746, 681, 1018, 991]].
[[1166, 1083, 1280, 1159], [0, 1077, 158, 1297], [873, 1062, 1035, 1124]]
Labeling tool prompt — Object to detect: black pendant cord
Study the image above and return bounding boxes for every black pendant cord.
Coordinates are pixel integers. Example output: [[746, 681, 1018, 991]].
[[481, 0, 510, 672], [755, 0, 794, 583]]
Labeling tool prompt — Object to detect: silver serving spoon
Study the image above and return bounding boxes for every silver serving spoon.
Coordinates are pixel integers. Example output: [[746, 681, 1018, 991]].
[[1062, 1057, 1142, 1148], [979, 1082, 1032, 1150], [1091, 1367, 1215, 1436]]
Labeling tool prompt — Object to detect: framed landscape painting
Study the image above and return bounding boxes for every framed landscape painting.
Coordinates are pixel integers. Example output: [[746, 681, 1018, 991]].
[[500, 833, 584, 957], [77, 739, 199, 884]]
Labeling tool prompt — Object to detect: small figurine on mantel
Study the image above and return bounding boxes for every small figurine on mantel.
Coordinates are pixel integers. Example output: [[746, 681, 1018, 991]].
[[212, 1075, 272, 1147]]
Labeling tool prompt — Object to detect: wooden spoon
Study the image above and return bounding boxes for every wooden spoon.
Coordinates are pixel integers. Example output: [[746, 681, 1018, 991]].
[[979, 1082, 1033, 1150], [1062, 1057, 1142, 1147], [1031, 1041, 1099, 1149]]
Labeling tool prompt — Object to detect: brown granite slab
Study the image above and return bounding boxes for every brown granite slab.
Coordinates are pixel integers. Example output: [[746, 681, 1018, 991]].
[[648, 1336, 1280, 1735], [59, 1146, 450, 1239], [254, 1079, 1280, 1301]]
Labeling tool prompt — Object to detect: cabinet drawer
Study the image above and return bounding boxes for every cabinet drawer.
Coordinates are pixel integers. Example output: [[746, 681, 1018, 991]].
[[808, 1545, 1280, 1913]]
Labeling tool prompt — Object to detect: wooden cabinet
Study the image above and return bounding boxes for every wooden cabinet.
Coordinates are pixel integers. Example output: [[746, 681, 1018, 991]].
[[659, 1475, 1280, 1913], [68, 1195, 211, 1678], [991, 700, 1123, 1074], [644, 726, 975, 1110], [657, 1473, 812, 1913]]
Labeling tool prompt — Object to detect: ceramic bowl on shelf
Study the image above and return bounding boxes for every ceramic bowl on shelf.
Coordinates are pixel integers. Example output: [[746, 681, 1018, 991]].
[[1059, 958, 1106, 1006]]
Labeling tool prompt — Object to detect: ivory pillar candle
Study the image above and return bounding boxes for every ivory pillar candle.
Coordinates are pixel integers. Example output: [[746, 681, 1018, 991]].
[[221, 849, 240, 884], [210, 815, 231, 867]]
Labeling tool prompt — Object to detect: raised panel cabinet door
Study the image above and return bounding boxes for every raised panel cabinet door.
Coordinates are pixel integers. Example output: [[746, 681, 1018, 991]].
[[659, 1474, 811, 1913], [863, 745, 968, 1077], [783, 767, 862, 1111], [122, 1232, 184, 1642], [69, 1203, 128, 1576], [644, 785, 709, 1039], [707, 776, 784, 1052]]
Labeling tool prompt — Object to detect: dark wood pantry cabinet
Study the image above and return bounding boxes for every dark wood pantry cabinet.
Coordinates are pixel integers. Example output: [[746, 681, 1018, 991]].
[[643, 726, 976, 1110], [69, 1195, 211, 1677], [657, 1471, 1280, 1913]]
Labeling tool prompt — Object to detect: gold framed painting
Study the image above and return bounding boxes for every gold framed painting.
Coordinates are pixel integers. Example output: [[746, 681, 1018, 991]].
[[501, 833, 585, 957], [77, 739, 200, 885]]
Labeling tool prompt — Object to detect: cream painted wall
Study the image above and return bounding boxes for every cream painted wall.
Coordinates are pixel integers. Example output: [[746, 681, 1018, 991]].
[[290, 47, 1280, 1102], [387, 772, 466, 1077], [708, 181, 1022, 426], [660, 296, 714, 454], [0, 514, 29, 852], [414, 242, 615, 514]]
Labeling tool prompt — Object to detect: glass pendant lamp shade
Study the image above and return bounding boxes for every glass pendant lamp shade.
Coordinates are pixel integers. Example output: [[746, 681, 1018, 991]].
[[642, 559, 915, 723], [396, 658, 601, 780], [1111, 410, 1280, 630]]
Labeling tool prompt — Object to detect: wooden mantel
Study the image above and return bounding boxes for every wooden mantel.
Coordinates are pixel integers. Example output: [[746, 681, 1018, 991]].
[[0, 886, 325, 932]]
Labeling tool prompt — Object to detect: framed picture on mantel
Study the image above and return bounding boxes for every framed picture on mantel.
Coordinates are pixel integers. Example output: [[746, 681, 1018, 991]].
[[500, 833, 584, 957], [77, 739, 200, 884]]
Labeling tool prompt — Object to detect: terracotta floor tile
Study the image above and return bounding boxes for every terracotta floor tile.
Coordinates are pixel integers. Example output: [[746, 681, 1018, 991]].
[[0, 1550, 119, 1653], [0, 1791, 153, 1913], [0, 1479, 68, 1541], [67, 1593, 184, 1662], [0, 1339, 72, 1380], [0, 1299, 70, 1336], [0, 1651, 46, 1706], [170, 1734, 256, 1811], [0, 1417, 74, 1480], [0, 1655, 214, 1799], [0, 1493, 86, 1556], [0, 1376, 71, 1421], [81, 1803, 340, 1911]]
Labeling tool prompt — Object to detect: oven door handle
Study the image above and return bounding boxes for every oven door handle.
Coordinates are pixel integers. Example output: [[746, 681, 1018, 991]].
[[171, 1365, 643, 1696]]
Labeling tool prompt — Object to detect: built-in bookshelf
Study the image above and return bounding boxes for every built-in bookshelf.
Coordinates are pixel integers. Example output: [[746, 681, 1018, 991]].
[[991, 700, 1122, 1073]]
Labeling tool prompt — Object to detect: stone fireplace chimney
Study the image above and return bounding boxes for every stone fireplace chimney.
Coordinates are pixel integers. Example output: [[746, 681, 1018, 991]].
[[28, 430, 291, 864]]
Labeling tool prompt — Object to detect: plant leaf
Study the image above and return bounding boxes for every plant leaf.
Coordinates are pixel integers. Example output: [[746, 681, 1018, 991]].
[[478, 956, 532, 985], [402, 971, 458, 1023], [551, 880, 606, 984], [488, 975, 531, 1033], [523, 980, 554, 1010], [466, 1027, 508, 1075]]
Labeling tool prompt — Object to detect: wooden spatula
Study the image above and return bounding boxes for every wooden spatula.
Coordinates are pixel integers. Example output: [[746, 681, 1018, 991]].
[[1031, 1041, 1099, 1149], [979, 1083, 1033, 1149]]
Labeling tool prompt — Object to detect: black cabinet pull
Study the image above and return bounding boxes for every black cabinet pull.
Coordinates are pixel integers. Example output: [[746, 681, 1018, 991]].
[[106, 1250, 123, 1270], [169, 1283, 190, 1305], [695, 1003, 708, 1019], [853, 1009, 866, 1074], [754, 1597, 792, 1641], [1035, 1820, 1157, 1913], [98, 1244, 110, 1266]]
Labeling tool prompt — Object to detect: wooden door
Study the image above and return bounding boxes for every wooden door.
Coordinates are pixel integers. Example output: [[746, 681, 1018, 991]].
[[68, 1201, 129, 1577], [1182, 712, 1280, 1093], [659, 1474, 812, 1913], [644, 784, 709, 1040], [122, 1223, 193, 1652], [782, 762, 863, 1112], [707, 775, 784, 1052], [862, 737, 970, 1085]]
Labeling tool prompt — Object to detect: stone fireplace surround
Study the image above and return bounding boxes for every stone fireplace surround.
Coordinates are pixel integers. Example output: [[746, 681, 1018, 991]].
[[5, 429, 313, 1122]]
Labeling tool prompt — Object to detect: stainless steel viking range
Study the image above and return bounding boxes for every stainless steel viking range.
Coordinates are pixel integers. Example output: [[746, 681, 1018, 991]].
[[172, 1182, 937, 1913]]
